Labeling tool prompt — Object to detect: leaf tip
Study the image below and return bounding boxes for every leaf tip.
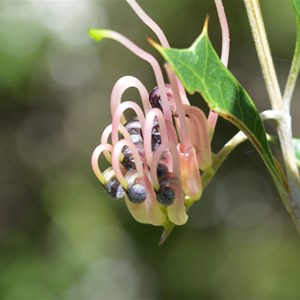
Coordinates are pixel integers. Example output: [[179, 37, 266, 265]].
[[147, 37, 163, 52], [202, 15, 209, 35]]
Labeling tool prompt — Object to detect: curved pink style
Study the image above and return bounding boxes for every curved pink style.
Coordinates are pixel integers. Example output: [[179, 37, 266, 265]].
[[110, 76, 151, 118]]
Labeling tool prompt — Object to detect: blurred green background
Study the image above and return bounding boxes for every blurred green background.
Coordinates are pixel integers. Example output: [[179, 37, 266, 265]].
[[1, 0, 300, 299]]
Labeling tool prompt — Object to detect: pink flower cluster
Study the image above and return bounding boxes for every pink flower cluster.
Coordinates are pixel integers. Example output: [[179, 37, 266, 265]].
[[91, 0, 212, 226]]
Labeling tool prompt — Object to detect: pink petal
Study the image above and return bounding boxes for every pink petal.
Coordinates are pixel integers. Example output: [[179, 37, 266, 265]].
[[183, 105, 212, 171], [177, 143, 202, 201]]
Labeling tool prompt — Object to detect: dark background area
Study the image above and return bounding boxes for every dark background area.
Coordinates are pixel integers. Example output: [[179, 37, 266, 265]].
[[1, 0, 300, 299]]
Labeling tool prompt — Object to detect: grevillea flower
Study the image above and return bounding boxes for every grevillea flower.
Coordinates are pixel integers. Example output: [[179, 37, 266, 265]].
[[90, 0, 213, 228]]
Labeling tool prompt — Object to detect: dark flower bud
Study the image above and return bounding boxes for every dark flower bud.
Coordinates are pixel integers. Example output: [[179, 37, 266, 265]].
[[122, 146, 136, 169], [102, 167, 126, 200], [157, 185, 175, 206], [149, 86, 163, 111], [124, 119, 143, 144], [156, 163, 169, 178], [106, 178, 126, 199], [156, 171, 177, 206], [151, 123, 162, 151], [127, 183, 147, 203], [149, 85, 174, 113]]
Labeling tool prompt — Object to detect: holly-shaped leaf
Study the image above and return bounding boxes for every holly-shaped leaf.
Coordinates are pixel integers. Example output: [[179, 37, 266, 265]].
[[152, 19, 286, 196]]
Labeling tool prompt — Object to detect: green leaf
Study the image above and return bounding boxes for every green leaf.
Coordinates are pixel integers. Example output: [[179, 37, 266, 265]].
[[152, 19, 286, 196], [293, 138, 300, 167], [292, 0, 300, 34]]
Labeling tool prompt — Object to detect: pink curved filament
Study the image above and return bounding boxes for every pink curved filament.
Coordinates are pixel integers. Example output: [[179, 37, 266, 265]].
[[101, 124, 131, 145], [164, 63, 190, 106], [150, 141, 181, 189], [143, 108, 169, 166], [111, 101, 145, 145], [214, 0, 230, 67], [126, 0, 189, 104], [101, 124, 131, 162], [101, 30, 172, 121], [165, 63, 191, 151], [209, 0, 230, 140], [165, 119, 179, 145], [112, 139, 144, 189], [126, 0, 170, 48], [183, 105, 212, 170], [110, 76, 151, 118], [91, 143, 113, 184], [207, 110, 219, 141]]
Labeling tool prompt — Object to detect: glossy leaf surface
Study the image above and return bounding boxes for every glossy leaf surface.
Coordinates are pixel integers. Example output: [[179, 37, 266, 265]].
[[153, 19, 284, 192]]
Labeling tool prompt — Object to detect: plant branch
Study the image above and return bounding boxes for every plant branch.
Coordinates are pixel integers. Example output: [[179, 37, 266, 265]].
[[283, 33, 300, 111], [243, 0, 300, 234], [259, 109, 286, 122], [243, 0, 282, 109]]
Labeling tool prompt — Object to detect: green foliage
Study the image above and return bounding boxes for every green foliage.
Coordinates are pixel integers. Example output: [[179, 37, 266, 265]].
[[152, 20, 285, 196]]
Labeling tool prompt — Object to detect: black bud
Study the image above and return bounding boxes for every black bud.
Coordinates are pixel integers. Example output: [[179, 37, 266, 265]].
[[127, 183, 147, 203], [151, 130, 161, 151], [149, 86, 163, 111], [105, 179, 125, 200], [149, 85, 174, 113], [124, 119, 142, 135], [122, 146, 136, 170], [157, 163, 168, 178], [124, 120, 143, 144], [157, 186, 175, 206]]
